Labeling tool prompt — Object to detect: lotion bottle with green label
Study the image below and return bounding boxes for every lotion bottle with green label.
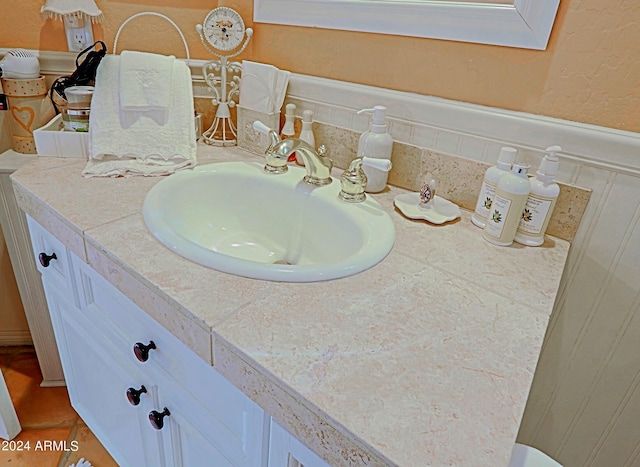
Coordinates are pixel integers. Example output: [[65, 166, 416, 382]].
[[483, 163, 531, 247], [514, 146, 561, 246], [471, 146, 517, 228]]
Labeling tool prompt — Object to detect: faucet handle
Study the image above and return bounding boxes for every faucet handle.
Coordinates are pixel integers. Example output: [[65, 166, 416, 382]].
[[361, 156, 392, 172], [317, 144, 327, 157], [338, 158, 368, 203], [253, 120, 274, 135], [253, 120, 281, 151]]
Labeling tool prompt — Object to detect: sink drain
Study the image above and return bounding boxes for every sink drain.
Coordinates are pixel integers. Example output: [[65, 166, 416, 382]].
[[273, 259, 294, 265]]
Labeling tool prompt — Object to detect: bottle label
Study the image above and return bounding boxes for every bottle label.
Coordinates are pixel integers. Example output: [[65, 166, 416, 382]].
[[518, 194, 557, 235], [474, 180, 497, 220], [483, 193, 511, 240]]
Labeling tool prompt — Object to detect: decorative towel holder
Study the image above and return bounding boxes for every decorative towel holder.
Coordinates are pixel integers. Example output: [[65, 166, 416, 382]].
[[196, 7, 253, 146], [113, 12, 191, 62]]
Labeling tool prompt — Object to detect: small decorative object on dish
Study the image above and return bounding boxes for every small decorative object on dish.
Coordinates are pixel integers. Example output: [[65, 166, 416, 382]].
[[394, 192, 461, 224]]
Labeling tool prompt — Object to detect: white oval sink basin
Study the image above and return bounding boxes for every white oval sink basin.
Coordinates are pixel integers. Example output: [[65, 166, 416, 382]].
[[142, 161, 395, 282]]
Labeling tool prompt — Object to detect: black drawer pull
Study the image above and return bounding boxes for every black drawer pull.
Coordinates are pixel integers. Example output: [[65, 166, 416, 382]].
[[149, 407, 170, 430], [126, 385, 147, 406], [133, 341, 156, 362], [38, 252, 57, 268]]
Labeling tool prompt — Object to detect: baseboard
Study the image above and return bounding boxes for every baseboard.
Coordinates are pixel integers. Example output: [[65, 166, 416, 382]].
[[0, 331, 33, 346]]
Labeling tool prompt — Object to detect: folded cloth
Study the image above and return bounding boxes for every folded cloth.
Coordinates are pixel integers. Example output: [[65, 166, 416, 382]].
[[240, 61, 278, 113], [83, 54, 197, 178], [67, 458, 92, 467], [119, 50, 174, 117]]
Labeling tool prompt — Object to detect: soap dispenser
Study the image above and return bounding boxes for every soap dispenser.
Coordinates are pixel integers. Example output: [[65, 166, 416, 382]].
[[281, 103, 297, 162], [295, 109, 315, 165], [281, 103, 296, 139], [471, 146, 518, 229], [483, 163, 531, 247], [514, 145, 561, 246], [357, 105, 393, 193]]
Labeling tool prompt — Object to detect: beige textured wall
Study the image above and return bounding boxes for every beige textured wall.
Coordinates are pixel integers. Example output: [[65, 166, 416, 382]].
[[0, 79, 28, 340], [0, 227, 29, 337], [0, 0, 638, 132]]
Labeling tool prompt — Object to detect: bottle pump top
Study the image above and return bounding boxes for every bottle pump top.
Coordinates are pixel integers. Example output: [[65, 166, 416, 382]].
[[537, 145, 561, 181], [357, 105, 388, 133], [497, 147, 517, 168], [302, 109, 313, 124], [285, 103, 296, 118], [512, 163, 530, 176]]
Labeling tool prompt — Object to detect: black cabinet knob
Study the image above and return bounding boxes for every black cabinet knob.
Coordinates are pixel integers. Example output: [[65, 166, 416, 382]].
[[148, 407, 170, 430], [38, 252, 57, 268], [133, 341, 156, 362], [126, 385, 147, 406]]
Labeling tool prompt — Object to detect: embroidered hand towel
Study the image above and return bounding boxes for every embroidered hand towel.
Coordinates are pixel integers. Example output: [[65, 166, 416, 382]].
[[119, 50, 174, 116], [84, 54, 197, 177]]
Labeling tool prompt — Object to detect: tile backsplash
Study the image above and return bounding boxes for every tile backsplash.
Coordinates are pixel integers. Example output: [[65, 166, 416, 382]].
[[299, 121, 590, 243]]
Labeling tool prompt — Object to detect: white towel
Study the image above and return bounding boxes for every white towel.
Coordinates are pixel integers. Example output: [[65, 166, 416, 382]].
[[83, 54, 197, 178], [239, 61, 290, 114], [119, 50, 174, 120], [67, 458, 92, 467]]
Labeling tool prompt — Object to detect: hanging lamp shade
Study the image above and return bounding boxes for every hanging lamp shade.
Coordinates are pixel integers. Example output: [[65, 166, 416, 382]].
[[41, 0, 104, 23]]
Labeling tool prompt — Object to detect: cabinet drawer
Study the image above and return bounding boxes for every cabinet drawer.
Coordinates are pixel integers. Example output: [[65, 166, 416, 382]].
[[26, 214, 75, 301], [73, 257, 199, 388]]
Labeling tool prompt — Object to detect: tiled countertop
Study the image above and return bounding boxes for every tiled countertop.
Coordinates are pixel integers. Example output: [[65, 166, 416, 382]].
[[11, 143, 570, 466]]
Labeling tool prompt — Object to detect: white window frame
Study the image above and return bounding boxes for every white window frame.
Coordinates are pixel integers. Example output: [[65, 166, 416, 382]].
[[253, 0, 561, 50]]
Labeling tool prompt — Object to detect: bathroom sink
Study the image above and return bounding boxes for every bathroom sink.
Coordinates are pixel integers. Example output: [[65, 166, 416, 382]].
[[142, 161, 395, 282]]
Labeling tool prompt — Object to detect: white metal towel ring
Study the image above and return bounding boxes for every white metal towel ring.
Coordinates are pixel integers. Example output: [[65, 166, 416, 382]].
[[113, 12, 190, 64]]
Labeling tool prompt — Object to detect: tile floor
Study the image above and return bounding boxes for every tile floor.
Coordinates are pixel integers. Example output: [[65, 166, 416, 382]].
[[0, 346, 117, 467]]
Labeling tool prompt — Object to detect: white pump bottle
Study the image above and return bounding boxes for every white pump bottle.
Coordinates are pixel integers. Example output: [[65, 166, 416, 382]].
[[514, 145, 561, 246], [483, 163, 531, 247], [296, 109, 315, 166], [357, 105, 393, 193], [281, 103, 296, 139], [471, 146, 518, 229]]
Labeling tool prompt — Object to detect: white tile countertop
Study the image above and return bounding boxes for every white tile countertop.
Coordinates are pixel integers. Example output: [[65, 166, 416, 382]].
[[11, 143, 570, 466]]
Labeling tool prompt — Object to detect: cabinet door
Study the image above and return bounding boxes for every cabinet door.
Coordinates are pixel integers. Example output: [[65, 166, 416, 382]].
[[42, 278, 165, 467], [268, 419, 329, 467], [154, 381, 267, 467], [26, 215, 75, 300], [156, 391, 236, 467]]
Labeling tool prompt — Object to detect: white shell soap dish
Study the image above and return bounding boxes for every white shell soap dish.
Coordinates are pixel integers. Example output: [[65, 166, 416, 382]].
[[394, 178, 461, 224], [394, 193, 461, 224]]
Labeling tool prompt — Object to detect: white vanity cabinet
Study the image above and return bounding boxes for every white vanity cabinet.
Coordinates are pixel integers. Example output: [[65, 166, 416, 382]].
[[41, 278, 165, 466], [25, 215, 268, 467], [268, 419, 330, 467]]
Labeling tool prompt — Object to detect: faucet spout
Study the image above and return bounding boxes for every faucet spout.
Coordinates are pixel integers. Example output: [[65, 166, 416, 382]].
[[265, 138, 333, 186]]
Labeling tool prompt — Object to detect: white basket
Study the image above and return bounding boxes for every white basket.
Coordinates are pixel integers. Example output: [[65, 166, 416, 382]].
[[33, 115, 89, 159]]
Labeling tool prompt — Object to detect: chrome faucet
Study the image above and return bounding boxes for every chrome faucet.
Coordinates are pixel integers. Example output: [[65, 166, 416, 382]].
[[253, 121, 333, 186]]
